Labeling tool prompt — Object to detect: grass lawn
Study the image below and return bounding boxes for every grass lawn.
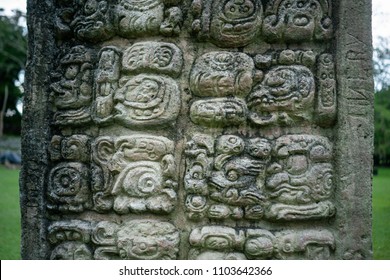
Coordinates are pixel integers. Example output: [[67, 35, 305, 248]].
[[372, 168, 390, 259], [0, 165, 389, 259], [0, 165, 21, 259]]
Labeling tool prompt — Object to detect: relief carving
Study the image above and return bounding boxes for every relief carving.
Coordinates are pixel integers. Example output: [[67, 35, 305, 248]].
[[184, 134, 271, 221], [116, 0, 182, 38], [92, 135, 177, 214], [70, 0, 115, 42], [49, 135, 91, 162], [185, 134, 335, 222], [262, 0, 333, 42], [191, 0, 263, 47], [114, 74, 181, 126], [47, 162, 92, 212], [51, 46, 94, 126], [274, 230, 335, 260], [92, 220, 180, 260], [265, 135, 335, 220], [189, 226, 334, 260], [190, 52, 256, 98], [247, 65, 315, 126], [48, 220, 93, 260], [316, 53, 337, 126], [122, 42, 183, 77], [190, 98, 247, 127], [93, 46, 121, 124]]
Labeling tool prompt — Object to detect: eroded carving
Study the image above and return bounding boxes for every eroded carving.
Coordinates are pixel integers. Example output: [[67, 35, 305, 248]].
[[316, 53, 337, 126], [122, 42, 183, 77], [247, 65, 315, 126], [116, 0, 182, 38], [190, 98, 247, 127], [92, 220, 180, 260], [189, 226, 334, 260], [191, 0, 263, 47], [265, 135, 335, 220], [49, 135, 91, 162], [48, 220, 93, 260], [71, 0, 115, 42], [262, 0, 333, 42], [190, 52, 256, 97], [92, 135, 177, 214], [274, 230, 335, 260], [47, 162, 92, 212], [184, 134, 271, 221], [51, 46, 94, 126], [185, 134, 335, 221], [93, 46, 121, 124], [114, 74, 181, 126]]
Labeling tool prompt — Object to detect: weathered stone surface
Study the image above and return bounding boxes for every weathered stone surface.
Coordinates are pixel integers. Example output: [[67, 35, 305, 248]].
[[22, 0, 373, 259]]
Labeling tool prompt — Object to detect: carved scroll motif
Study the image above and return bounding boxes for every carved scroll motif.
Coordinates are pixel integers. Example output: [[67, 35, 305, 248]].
[[92, 135, 177, 214], [184, 134, 335, 222]]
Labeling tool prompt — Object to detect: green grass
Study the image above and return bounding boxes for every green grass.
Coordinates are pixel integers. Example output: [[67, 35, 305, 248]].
[[0, 165, 389, 259], [373, 168, 390, 259], [0, 165, 21, 260]]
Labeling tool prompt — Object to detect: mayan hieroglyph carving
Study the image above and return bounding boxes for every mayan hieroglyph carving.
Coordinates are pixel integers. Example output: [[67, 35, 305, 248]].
[[48, 220, 180, 260], [23, 0, 374, 259], [92, 135, 177, 214], [191, 0, 263, 47], [184, 134, 335, 222], [262, 0, 333, 42]]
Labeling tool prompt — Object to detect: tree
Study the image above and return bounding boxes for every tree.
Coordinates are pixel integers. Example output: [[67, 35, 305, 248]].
[[373, 37, 390, 92], [0, 9, 27, 137]]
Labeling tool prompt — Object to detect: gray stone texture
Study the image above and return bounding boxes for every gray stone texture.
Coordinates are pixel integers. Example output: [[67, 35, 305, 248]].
[[21, 0, 373, 259]]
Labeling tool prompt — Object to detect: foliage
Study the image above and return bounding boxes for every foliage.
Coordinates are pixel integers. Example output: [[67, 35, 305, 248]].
[[374, 37, 390, 91], [0, 9, 27, 136], [374, 87, 390, 166]]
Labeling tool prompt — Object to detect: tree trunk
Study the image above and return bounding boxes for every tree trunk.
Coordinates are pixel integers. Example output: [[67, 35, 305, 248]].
[[0, 84, 9, 137]]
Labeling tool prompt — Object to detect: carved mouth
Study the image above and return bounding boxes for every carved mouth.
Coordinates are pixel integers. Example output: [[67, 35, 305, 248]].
[[221, 22, 255, 35]]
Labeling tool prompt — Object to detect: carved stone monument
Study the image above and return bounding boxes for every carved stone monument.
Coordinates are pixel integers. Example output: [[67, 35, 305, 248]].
[[22, 0, 373, 259]]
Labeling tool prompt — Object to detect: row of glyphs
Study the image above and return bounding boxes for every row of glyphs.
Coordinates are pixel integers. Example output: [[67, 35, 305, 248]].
[[47, 134, 177, 214], [55, 0, 333, 46], [50, 43, 182, 126], [191, 0, 333, 47], [51, 46, 336, 128], [48, 220, 335, 260], [56, 0, 183, 41], [189, 51, 337, 127], [185, 134, 335, 221]]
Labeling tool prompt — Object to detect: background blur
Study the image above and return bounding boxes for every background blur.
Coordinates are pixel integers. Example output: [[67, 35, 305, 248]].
[[0, 0, 389, 259]]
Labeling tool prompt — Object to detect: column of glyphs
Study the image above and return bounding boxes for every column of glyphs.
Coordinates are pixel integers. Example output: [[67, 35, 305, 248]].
[[46, 0, 338, 260]]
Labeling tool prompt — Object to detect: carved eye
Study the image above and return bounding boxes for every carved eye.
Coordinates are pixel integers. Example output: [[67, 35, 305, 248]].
[[297, 1, 305, 8], [227, 170, 239, 181], [321, 73, 328, 79], [191, 164, 204, 179]]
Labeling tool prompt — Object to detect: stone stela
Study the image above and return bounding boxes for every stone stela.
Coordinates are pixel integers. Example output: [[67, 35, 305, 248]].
[[21, 0, 374, 260]]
